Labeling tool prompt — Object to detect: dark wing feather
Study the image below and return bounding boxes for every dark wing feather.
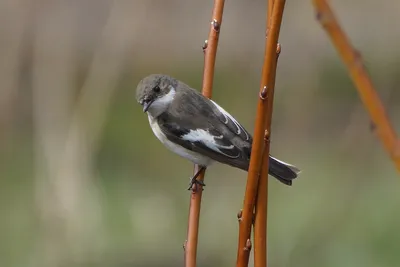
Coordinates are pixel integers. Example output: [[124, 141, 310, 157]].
[[209, 100, 252, 143], [159, 118, 193, 151]]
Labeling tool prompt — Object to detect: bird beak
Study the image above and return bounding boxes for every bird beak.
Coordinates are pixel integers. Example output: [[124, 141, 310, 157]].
[[143, 99, 154, 112]]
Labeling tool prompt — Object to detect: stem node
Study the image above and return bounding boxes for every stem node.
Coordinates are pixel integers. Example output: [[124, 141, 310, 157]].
[[202, 40, 208, 53], [244, 239, 252, 251], [260, 86, 268, 99], [264, 129, 270, 142], [237, 210, 243, 222], [211, 19, 221, 32]]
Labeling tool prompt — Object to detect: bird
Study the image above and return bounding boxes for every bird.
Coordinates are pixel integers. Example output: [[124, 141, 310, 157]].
[[136, 74, 300, 189]]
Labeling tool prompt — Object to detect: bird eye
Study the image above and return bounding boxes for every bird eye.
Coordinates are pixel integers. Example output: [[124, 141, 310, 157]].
[[153, 86, 160, 93]]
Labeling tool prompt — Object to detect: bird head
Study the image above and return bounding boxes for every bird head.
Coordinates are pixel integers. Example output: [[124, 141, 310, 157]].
[[136, 74, 178, 117]]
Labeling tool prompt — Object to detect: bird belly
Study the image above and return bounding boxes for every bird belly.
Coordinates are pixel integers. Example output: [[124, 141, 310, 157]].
[[148, 115, 213, 167]]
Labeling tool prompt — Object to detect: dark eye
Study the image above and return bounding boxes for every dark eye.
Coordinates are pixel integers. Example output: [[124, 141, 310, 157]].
[[153, 86, 160, 93]]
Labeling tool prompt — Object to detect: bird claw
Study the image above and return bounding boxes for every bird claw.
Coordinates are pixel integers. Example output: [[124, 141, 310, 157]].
[[187, 177, 206, 191]]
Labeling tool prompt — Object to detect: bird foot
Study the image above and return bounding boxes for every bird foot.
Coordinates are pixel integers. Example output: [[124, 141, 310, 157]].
[[187, 176, 206, 191]]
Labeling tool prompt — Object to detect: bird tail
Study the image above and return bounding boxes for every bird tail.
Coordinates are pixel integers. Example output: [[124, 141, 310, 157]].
[[268, 156, 300, 186]]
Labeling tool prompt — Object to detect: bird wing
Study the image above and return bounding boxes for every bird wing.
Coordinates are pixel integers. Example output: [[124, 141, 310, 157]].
[[209, 100, 253, 143], [157, 113, 246, 163]]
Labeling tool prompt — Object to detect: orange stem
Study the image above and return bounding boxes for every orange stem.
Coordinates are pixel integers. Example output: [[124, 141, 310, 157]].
[[184, 1, 225, 267], [236, 1, 286, 267], [268, 0, 274, 24], [254, 39, 282, 267], [312, 0, 400, 171], [254, 1, 277, 266]]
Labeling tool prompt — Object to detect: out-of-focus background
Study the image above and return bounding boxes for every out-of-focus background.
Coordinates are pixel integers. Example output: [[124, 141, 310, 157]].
[[1, 0, 399, 266]]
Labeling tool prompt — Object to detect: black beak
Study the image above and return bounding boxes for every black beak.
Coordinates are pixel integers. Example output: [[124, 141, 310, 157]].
[[143, 99, 154, 112]]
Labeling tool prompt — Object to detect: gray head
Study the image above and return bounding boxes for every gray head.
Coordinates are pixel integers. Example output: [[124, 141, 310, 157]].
[[136, 74, 179, 118]]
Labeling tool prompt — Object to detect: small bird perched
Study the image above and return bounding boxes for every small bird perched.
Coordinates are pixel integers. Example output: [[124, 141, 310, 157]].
[[136, 74, 300, 188]]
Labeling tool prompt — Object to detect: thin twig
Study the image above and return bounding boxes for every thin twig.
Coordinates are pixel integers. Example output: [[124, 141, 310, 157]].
[[267, 0, 274, 23], [184, 1, 225, 266], [254, 43, 281, 267], [236, 1, 286, 267], [254, 2, 283, 267], [254, 0, 275, 265], [312, 0, 400, 171]]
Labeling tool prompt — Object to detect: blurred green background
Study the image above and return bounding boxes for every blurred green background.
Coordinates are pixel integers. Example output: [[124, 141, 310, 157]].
[[1, 0, 399, 266]]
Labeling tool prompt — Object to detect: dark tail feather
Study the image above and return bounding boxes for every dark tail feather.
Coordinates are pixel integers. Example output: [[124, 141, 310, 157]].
[[268, 156, 300, 186]]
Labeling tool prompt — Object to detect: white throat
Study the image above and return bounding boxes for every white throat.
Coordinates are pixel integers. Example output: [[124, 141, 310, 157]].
[[146, 87, 176, 118]]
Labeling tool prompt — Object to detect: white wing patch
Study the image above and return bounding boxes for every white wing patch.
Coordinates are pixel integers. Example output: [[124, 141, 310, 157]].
[[210, 100, 250, 141], [181, 129, 240, 158], [148, 114, 213, 166]]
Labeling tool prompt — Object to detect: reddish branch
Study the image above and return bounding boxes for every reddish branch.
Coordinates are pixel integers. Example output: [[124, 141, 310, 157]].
[[253, 1, 280, 266], [184, 1, 225, 267], [254, 43, 281, 267], [236, 1, 286, 267], [312, 0, 400, 171]]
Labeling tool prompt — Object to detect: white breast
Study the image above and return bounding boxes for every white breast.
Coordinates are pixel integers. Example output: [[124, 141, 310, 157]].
[[148, 114, 213, 167]]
